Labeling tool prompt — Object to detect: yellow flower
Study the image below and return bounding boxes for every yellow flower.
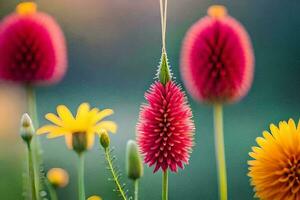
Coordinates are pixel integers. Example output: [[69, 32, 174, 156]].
[[47, 168, 69, 188], [87, 195, 102, 200], [248, 119, 300, 200], [37, 103, 117, 153]]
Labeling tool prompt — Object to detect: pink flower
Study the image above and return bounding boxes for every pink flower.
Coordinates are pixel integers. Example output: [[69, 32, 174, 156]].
[[181, 5, 254, 103], [137, 80, 194, 173], [0, 2, 67, 85]]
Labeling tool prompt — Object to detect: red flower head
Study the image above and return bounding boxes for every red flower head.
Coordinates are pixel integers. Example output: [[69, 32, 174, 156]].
[[181, 5, 254, 103], [0, 2, 67, 85], [137, 53, 195, 173]]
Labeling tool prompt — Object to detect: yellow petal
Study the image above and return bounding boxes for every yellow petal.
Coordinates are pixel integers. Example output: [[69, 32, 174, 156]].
[[94, 121, 117, 133], [76, 103, 90, 120], [288, 118, 296, 130], [37, 125, 59, 135], [86, 133, 95, 149], [256, 137, 266, 148], [92, 109, 114, 124], [57, 105, 75, 124], [45, 113, 63, 126], [65, 134, 73, 149], [47, 130, 71, 139]]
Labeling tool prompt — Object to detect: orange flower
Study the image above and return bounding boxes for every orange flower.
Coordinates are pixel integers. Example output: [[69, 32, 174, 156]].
[[248, 119, 300, 200]]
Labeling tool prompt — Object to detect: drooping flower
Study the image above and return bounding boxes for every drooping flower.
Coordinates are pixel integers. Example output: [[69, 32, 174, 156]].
[[248, 119, 300, 200], [47, 168, 69, 188], [37, 103, 117, 153], [137, 53, 195, 173], [0, 2, 67, 85], [180, 5, 254, 103]]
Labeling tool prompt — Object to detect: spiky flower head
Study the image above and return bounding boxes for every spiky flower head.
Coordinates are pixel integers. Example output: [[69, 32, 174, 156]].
[[181, 5, 254, 103], [47, 168, 69, 188], [37, 103, 117, 154], [248, 119, 300, 200], [0, 2, 67, 85], [137, 53, 195, 173]]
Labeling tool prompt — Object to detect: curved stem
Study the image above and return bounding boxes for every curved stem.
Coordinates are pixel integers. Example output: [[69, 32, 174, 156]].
[[104, 148, 127, 200], [213, 104, 228, 200], [134, 180, 139, 200], [78, 153, 85, 200], [162, 170, 168, 200], [27, 144, 37, 200]]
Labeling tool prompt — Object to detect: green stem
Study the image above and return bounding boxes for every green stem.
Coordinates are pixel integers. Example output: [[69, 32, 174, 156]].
[[45, 180, 58, 200], [78, 153, 85, 200], [162, 170, 168, 200], [26, 85, 41, 199], [104, 148, 127, 200], [134, 180, 139, 200], [27, 144, 37, 200], [213, 104, 228, 200]]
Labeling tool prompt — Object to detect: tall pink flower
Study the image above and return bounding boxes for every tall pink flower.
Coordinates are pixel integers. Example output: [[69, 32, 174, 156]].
[[181, 5, 254, 103], [137, 53, 195, 173], [0, 2, 67, 85]]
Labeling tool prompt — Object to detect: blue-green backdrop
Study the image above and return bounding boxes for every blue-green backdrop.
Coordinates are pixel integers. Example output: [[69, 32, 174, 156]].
[[0, 0, 299, 199]]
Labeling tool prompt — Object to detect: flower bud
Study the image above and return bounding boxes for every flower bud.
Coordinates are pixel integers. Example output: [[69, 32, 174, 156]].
[[100, 130, 110, 149], [47, 168, 69, 188], [126, 140, 144, 180], [158, 52, 171, 85], [87, 195, 102, 200], [20, 113, 34, 144]]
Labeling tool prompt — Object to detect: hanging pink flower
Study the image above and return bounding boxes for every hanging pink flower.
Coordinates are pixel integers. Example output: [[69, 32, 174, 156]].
[[0, 2, 67, 85], [137, 54, 195, 173], [181, 5, 254, 103]]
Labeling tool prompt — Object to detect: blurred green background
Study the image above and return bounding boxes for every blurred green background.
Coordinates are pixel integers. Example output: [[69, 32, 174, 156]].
[[0, 0, 299, 199]]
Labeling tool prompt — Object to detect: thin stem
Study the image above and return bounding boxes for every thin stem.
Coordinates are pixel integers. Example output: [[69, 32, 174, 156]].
[[45, 180, 58, 200], [26, 85, 41, 198], [162, 170, 168, 200], [159, 0, 164, 50], [159, 0, 168, 52], [78, 153, 85, 200], [163, 0, 167, 50], [104, 148, 127, 200], [213, 104, 228, 200], [27, 144, 37, 200], [134, 180, 139, 200]]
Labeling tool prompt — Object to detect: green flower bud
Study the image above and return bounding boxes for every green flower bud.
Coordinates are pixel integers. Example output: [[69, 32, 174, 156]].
[[100, 130, 110, 149], [20, 113, 34, 144], [158, 52, 171, 85], [126, 140, 143, 180]]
